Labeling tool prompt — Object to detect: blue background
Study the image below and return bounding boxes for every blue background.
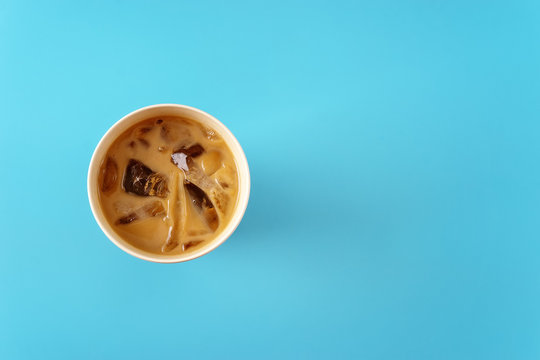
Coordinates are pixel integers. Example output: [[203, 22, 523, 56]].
[[1, 0, 539, 359]]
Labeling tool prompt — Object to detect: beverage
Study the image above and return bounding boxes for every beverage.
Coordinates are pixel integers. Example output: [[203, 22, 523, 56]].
[[97, 116, 239, 255]]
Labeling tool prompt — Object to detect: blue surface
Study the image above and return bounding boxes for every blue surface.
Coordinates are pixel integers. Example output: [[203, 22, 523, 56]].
[[1, 0, 539, 359]]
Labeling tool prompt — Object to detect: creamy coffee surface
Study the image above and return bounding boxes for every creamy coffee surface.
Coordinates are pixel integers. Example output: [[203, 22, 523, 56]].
[[98, 117, 239, 255]]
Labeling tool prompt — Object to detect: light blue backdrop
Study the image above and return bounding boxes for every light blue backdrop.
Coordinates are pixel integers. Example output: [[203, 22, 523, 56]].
[[1, 0, 539, 359]]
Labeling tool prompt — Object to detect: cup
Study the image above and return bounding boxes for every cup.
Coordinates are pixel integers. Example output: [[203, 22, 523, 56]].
[[87, 104, 250, 263]]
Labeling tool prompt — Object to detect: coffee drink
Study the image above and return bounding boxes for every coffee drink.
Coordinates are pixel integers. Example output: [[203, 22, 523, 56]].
[[98, 116, 238, 254]]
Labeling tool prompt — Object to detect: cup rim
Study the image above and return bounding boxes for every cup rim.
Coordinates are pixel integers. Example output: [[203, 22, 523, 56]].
[[87, 104, 250, 263]]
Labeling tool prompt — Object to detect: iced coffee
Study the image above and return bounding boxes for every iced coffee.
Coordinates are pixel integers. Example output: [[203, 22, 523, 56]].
[[98, 117, 239, 255]]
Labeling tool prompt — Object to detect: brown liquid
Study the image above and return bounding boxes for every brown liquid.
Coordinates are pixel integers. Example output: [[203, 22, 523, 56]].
[[98, 117, 239, 255]]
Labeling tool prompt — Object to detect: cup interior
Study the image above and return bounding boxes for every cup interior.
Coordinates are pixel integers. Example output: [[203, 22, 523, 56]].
[[87, 104, 250, 263]]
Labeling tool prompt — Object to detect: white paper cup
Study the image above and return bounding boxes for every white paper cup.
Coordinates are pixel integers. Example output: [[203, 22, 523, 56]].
[[87, 104, 250, 263]]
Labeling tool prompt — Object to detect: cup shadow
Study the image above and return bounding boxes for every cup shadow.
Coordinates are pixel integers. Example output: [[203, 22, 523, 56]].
[[232, 162, 318, 242]]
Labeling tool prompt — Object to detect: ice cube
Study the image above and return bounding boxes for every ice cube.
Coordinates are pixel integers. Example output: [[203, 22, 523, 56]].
[[161, 122, 193, 143], [170, 144, 205, 171], [143, 201, 166, 216], [115, 201, 165, 225], [162, 227, 179, 252], [205, 129, 219, 141], [183, 240, 203, 251], [134, 127, 152, 138], [170, 151, 191, 171], [171, 147, 214, 188], [160, 124, 178, 143], [200, 150, 222, 176], [185, 182, 219, 231], [116, 213, 138, 225], [181, 144, 205, 158], [122, 159, 168, 197], [197, 125, 222, 141], [171, 150, 229, 215], [185, 181, 211, 208], [100, 157, 118, 193], [161, 172, 182, 253], [213, 165, 236, 190], [138, 138, 150, 148]]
